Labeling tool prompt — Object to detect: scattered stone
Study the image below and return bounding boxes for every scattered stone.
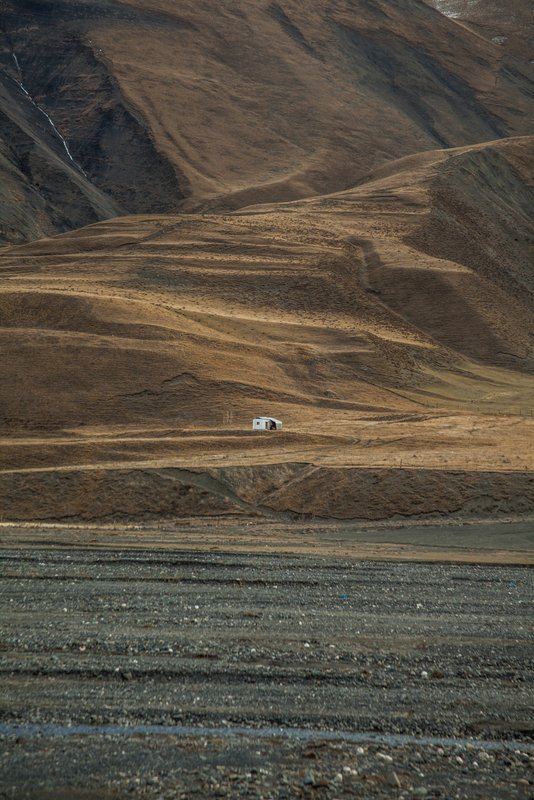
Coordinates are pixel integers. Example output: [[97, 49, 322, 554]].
[[412, 787, 428, 798], [377, 752, 394, 762], [302, 770, 315, 786], [392, 771, 402, 788]]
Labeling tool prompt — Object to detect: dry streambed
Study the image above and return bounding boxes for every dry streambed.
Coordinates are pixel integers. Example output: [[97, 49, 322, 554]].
[[0, 546, 532, 797]]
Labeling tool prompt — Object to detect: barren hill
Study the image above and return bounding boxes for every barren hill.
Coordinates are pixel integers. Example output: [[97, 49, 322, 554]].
[[1, 132, 533, 522], [0, 0, 533, 524], [1, 0, 533, 243]]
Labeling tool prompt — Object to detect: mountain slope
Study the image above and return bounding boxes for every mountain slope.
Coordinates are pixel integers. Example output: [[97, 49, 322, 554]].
[[0, 63, 122, 244], [427, 0, 533, 62], [0, 1, 533, 523], [0, 136, 532, 438], [1, 0, 533, 243]]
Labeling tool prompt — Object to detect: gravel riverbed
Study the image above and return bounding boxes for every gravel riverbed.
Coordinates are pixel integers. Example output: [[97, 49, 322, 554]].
[[0, 547, 532, 798]]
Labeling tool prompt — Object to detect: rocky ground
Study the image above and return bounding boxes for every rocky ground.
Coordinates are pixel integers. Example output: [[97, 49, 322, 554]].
[[1, 731, 533, 799], [0, 543, 532, 798]]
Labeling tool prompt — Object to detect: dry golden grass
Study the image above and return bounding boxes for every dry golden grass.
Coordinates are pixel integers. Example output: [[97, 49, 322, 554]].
[[0, 136, 532, 523], [2, 0, 533, 245]]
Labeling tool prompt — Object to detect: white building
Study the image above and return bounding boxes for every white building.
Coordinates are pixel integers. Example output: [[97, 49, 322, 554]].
[[252, 416, 283, 431]]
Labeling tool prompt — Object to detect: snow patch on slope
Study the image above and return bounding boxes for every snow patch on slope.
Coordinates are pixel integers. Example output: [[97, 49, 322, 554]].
[[432, 1, 462, 18]]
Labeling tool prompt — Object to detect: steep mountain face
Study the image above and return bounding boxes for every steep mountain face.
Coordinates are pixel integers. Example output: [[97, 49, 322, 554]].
[[0, 0, 533, 523], [1, 0, 533, 243], [0, 59, 122, 244], [407, 137, 534, 314]]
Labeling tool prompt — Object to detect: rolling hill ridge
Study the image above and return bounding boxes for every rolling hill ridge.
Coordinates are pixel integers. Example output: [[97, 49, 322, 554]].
[[0, 0, 533, 523]]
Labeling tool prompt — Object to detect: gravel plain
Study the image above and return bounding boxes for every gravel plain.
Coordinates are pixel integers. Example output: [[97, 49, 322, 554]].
[[0, 545, 533, 798]]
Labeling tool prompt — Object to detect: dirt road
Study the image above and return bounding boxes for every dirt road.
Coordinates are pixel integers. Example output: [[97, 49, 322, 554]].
[[0, 543, 532, 798]]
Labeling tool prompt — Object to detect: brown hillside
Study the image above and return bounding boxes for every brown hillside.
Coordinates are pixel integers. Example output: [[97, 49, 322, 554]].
[[0, 1, 533, 523], [0, 136, 533, 522], [1, 0, 533, 242]]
